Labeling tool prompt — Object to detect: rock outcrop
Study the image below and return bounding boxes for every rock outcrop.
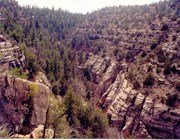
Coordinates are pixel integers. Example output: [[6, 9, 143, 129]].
[[33, 72, 52, 89], [0, 74, 50, 134], [84, 54, 180, 138], [12, 125, 54, 138], [0, 35, 26, 73], [85, 53, 119, 96], [101, 73, 180, 138]]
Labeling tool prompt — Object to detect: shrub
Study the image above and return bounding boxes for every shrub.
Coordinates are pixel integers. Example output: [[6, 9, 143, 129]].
[[10, 29, 21, 42], [133, 80, 141, 90], [157, 50, 167, 63], [141, 51, 147, 58], [52, 84, 60, 95], [150, 42, 158, 50], [175, 81, 180, 91], [80, 106, 108, 138], [102, 53, 106, 58], [28, 83, 39, 96], [89, 107, 108, 138], [84, 68, 91, 81], [166, 93, 177, 107], [156, 67, 161, 73], [8, 68, 28, 79], [47, 94, 70, 138], [113, 48, 119, 56], [0, 52, 3, 58], [20, 126, 31, 135], [163, 65, 171, 75], [163, 60, 175, 75], [63, 87, 84, 127], [0, 126, 10, 138], [171, 65, 178, 74], [161, 23, 169, 31], [126, 70, 135, 81], [143, 73, 155, 87]]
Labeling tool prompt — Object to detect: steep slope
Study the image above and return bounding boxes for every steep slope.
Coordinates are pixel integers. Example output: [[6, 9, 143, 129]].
[[83, 53, 179, 138], [66, 0, 180, 138]]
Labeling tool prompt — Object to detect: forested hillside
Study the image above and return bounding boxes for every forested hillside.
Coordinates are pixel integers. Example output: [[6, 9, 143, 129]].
[[0, 0, 179, 138], [0, 0, 85, 91]]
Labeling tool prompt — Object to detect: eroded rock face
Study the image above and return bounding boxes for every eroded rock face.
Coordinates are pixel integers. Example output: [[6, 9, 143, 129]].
[[85, 54, 180, 138], [85, 54, 119, 96], [102, 74, 180, 138], [0, 74, 50, 134], [0, 35, 26, 72]]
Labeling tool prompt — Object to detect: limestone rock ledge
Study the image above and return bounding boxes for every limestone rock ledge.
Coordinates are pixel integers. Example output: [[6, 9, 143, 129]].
[[101, 73, 180, 138], [0, 35, 26, 72]]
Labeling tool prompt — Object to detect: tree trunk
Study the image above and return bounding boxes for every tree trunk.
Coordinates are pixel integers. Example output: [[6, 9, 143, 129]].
[[43, 107, 49, 138]]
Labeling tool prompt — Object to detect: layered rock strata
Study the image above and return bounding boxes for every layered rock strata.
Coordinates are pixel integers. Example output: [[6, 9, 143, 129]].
[[0, 35, 25, 72]]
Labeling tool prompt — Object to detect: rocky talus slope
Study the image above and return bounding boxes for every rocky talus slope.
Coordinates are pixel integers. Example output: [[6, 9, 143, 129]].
[[0, 35, 25, 72]]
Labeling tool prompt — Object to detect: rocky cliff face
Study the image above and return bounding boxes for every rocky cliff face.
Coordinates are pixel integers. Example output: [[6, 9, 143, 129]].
[[85, 53, 119, 98], [84, 53, 180, 138], [0, 35, 26, 73], [0, 35, 52, 137], [0, 74, 50, 134]]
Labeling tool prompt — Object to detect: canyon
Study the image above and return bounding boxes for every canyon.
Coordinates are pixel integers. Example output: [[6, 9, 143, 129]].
[[0, 0, 179, 138]]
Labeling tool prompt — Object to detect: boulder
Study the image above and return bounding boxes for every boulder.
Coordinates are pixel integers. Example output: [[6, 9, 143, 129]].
[[12, 125, 54, 138]]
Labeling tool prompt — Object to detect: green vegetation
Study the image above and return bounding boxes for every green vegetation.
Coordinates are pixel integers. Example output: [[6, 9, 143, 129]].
[[113, 48, 119, 56], [157, 50, 167, 63], [0, 52, 3, 58], [161, 23, 169, 31], [22, 45, 40, 78], [0, 126, 10, 138], [0, 0, 84, 88], [133, 80, 141, 90], [166, 93, 178, 107], [64, 87, 85, 127], [150, 42, 158, 50], [46, 87, 108, 138], [63, 87, 108, 138], [143, 73, 155, 87], [84, 67, 91, 81], [46, 94, 70, 138], [28, 83, 39, 96], [126, 70, 135, 81], [8, 68, 28, 79], [175, 80, 180, 91]]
